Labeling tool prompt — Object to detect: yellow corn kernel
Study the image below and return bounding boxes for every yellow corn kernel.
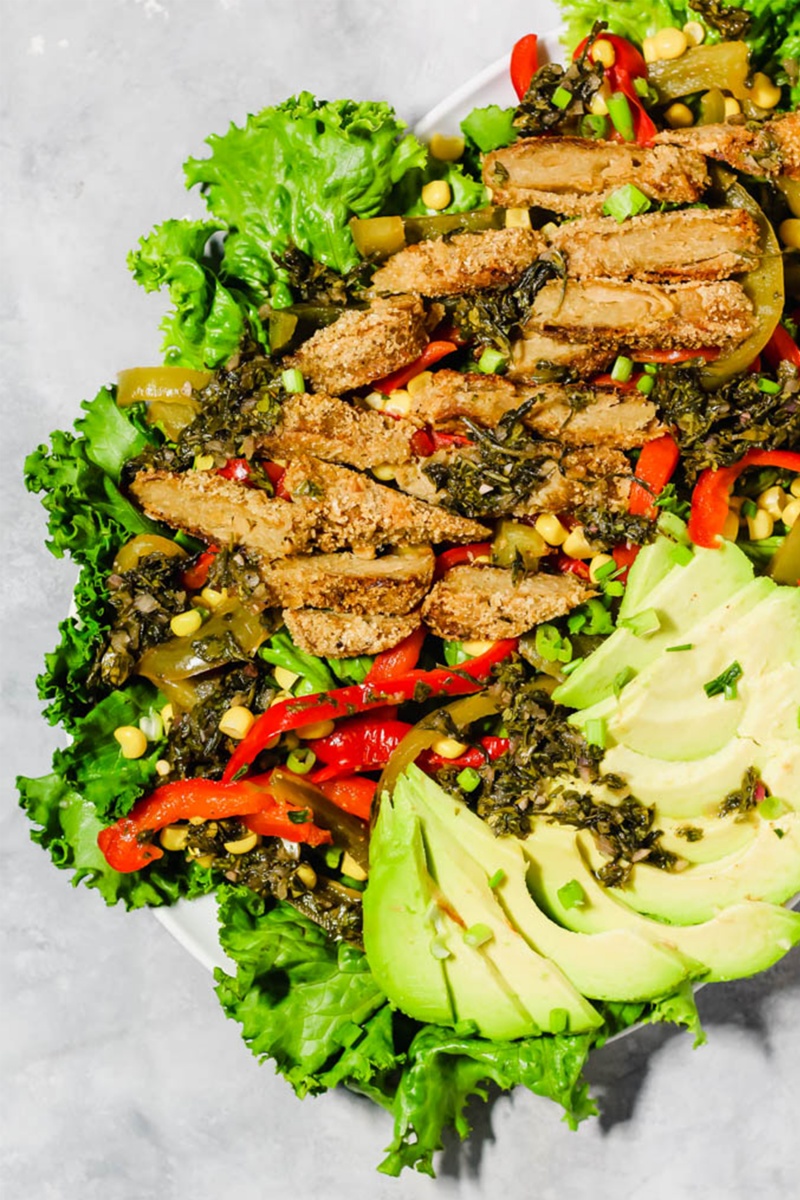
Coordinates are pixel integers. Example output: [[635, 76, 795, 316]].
[[372, 463, 397, 481], [113, 725, 148, 760], [562, 526, 597, 560], [757, 486, 787, 519], [199, 586, 226, 609], [746, 509, 774, 540], [406, 371, 433, 398], [642, 37, 657, 65], [591, 38, 616, 68], [430, 132, 464, 162], [431, 736, 470, 759], [170, 608, 204, 638], [159, 824, 189, 852], [783, 497, 800, 528], [461, 639, 497, 656], [790, 477, 800, 499], [722, 510, 740, 542], [724, 96, 742, 118], [683, 20, 705, 46], [269, 690, 294, 707], [588, 90, 610, 116], [218, 705, 256, 740], [296, 719, 336, 740], [384, 389, 411, 417], [665, 102, 694, 129], [194, 853, 216, 870], [589, 553, 615, 583], [223, 831, 259, 855], [283, 730, 300, 751], [340, 852, 368, 882], [750, 72, 782, 110], [363, 390, 387, 411], [421, 180, 452, 211], [193, 454, 215, 472], [295, 863, 318, 888], [540, 221, 559, 239], [160, 703, 174, 733], [652, 27, 689, 61], [779, 219, 800, 250], [727, 495, 744, 514], [505, 207, 532, 229], [534, 513, 568, 546], [155, 759, 172, 777], [274, 666, 300, 692]]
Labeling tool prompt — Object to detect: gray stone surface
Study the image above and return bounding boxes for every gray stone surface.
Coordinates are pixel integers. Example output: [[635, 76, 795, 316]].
[[3, 2, 800, 1196]]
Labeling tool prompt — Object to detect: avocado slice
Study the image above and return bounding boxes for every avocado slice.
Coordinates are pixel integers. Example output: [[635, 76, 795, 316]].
[[617, 532, 685, 623], [656, 810, 758, 864]]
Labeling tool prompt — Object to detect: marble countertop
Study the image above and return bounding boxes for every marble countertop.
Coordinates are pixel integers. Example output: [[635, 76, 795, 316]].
[[4, 2, 800, 1196]]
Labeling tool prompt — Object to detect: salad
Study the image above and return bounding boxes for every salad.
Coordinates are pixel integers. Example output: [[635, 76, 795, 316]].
[[18, 0, 800, 1177]]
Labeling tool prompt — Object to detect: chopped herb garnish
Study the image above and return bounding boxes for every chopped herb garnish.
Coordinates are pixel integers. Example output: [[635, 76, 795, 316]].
[[477, 346, 508, 374], [758, 378, 781, 395], [675, 825, 704, 842], [636, 374, 655, 396], [584, 718, 607, 749], [613, 666, 635, 696], [281, 367, 305, 394], [704, 661, 743, 700], [610, 355, 634, 383], [286, 748, 316, 775], [287, 807, 311, 824], [759, 795, 786, 820], [556, 879, 586, 909], [457, 766, 482, 793], [463, 923, 494, 947], [776, 828, 786, 839], [551, 85, 573, 109], [562, 656, 585, 677], [670, 543, 693, 566], [619, 608, 660, 638], [602, 181, 650, 221], [666, 643, 693, 653], [487, 869, 506, 889], [718, 766, 762, 818], [549, 1008, 570, 1034], [535, 623, 573, 664], [430, 936, 452, 960]]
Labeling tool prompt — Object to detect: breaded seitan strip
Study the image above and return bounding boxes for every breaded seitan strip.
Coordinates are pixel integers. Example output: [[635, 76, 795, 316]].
[[280, 456, 490, 550], [483, 137, 708, 215], [284, 608, 421, 658], [285, 296, 428, 395], [508, 331, 613, 377], [655, 111, 800, 181], [258, 392, 415, 470], [527, 279, 754, 351], [405, 369, 662, 449], [260, 548, 433, 615], [548, 209, 761, 282], [370, 227, 545, 297], [421, 565, 594, 640]]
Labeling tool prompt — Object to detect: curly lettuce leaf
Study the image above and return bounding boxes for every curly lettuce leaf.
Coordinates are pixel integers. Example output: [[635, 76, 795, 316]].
[[259, 627, 373, 696], [645, 982, 707, 1048]]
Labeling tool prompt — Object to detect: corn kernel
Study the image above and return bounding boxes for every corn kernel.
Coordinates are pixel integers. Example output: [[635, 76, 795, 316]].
[[218, 705, 256, 740], [665, 102, 694, 129], [591, 38, 616, 68], [193, 454, 215, 472], [340, 852, 368, 882], [159, 824, 189, 852], [722, 510, 740, 542], [421, 179, 452, 211], [652, 27, 688, 61], [746, 509, 774, 540], [372, 463, 397, 481], [683, 20, 705, 46], [642, 37, 657, 65], [295, 863, 318, 888], [384, 390, 411, 417], [194, 853, 216, 870], [406, 371, 433, 398], [223, 831, 259, 855], [160, 703, 174, 733], [534, 513, 568, 546], [283, 730, 300, 750], [779, 219, 800, 250], [588, 90, 610, 116], [170, 608, 203, 637], [562, 526, 597, 559], [589, 553, 615, 583], [783, 498, 800, 528], [791, 477, 800, 499], [430, 132, 464, 162], [461, 639, 497, 656], [274, 666, 300, 691], [505, 207, 532, 229], [724, 96, 742, 118], [113, 725, 148, 760], [199, 586, 226, 609], [269, 690, 294, 707], [296, 719, 336, 740], [363, 390, 387, 411], [155, 759, 172, 777], [431, 736, 470, 759], [757, 485, 787, 519], [750, 72, 782, 110]]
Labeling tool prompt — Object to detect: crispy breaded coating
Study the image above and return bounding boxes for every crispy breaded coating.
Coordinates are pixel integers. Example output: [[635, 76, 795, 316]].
[[281, 456, 490, 549], [483, 137, 708, 215], [258, 392, 415, 470], [508, 332, 613, 377], [370, 227, 545, 297], [528, 279, 754, 351], [421, 565, 594, 640], [260, 547, 433, 615], [548, 209, 760, 282], [285, 296, 428, 395], [655, 111, 800, 180], [283, 608, 421, 658]]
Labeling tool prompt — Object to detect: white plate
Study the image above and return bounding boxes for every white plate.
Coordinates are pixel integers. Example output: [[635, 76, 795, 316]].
[[153, 25, 566, 974]]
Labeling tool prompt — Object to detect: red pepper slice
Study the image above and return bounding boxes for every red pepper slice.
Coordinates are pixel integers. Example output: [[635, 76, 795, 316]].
[[307, 713, 414, 777], [434, 542, 494, 580], [612, 542, 641, 582], [312, 775, 376, 821], [181, 545, 219, 591], [763, 325, 800, 372], [573, 32, 647, 79], [591, 372, 642, 392], [410, 429, 435, 457], [688, 449, 800, 548], [572, 34, 655, 145], [554, 554, 591, 580], [510, 33, 539, 100], [221, 639, 519, 783], [216, 457, 252, 483], [410, 428, 472, 458], [97, 776, 329, 873], [373, 341, 457, 396], [635, 348, 721, 364], [420, 735, 510, 772], [365, 627, 426, 684], [629, 433, 681, 518], [261, 461, 290, 500]]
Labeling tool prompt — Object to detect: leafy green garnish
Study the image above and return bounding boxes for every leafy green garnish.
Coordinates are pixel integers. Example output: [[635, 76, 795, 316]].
[[703, 660, 743, 700]]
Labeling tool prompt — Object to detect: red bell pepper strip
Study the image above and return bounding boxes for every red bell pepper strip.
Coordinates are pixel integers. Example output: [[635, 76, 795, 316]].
[[217, 457, 252, 483], [307, 713, 414, 776], [592, 372, 642, 392], [373, 341, 457, 395], [96, 776, 329, 873], [612, 542, 641, 582], [181, 546, 219, 591], [510, 33, 539, 100], [572, 33, 656, 145], [365, 627, 426, 685], [573, 32, 647, 78], [763, 325, 800, 372], [262, 460, 290, 499], [635, 348, 720, 364], [410, 428, 472, 457], [629, 433, 681, 518], [312, 775, 377, 821], [434, 542, 494, 580], [688, 449, 800, 548], [221, 639, 519, 783], [554, 554, 591, 580], [420, 735, 510, 773]]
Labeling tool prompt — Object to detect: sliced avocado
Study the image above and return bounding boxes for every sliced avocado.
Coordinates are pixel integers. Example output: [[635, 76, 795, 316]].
[[738, 663, 800, 746], [361, 786, 453, 1026], [657, 810, 759, 863], [602, 737, 763, 819], [554, 538, 754, 710], [617, 533, 686, 623]]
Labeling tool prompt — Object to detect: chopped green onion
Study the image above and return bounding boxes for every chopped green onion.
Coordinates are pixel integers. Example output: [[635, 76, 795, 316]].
[[643, 362, 658, 375], [775, 828, 786, 839], [430, 936, 452, 960], [670, 543, 693, 566], [657, 510, 690, 544], [636, 374, 655, 395], [535, 623, 573, 663], [584, 718, 607, 749], [607, 92, 636, 142], [759, 795, 786, 820], [557, 880, 586, 910], [138, 712, 163, 741], [758, 378, 781, 395], [580, 114, 608, 139], [602, 181, 651, 222], [561, 656, 585, 676], [287, 807, 311, 824], [619, 608, 660, 637], [287, 748, 316, 775], [741, 498, 757, 519], [463, 923, 494, 947], [594, 559, 619, 582], [281, 367, 306, 394], [633, 76, 650, 98], [457, 767, 482, 793], [604, 580, 625, 598], [666, 643, 693, 653], [552, 85, 573, 109], [324, 846, 343, 870], [549, 1008, 570, 1034], [610, 355, 634, 383], [613, 666, 635, 695], [477, 347, 508, 374], [703, 661, 743, 700], [488, 869, 506, 889]]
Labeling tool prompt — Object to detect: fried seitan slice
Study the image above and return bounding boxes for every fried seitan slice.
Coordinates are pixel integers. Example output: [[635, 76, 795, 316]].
[[655, 111, 800, 180], [261, 547, 433, 615], [283, 608, 421, 658], [483, 137, 708, 215], [508, 331, 613, 377], [258, 392, 415, 470], [370, 227, 545, 297], [404, 369, 662, 449], [421, 565, 594, 640], [548, 209, 760, 282], [280, 456, 490, 549], [527, 279, 754, 351], [285, 296, 428, 395]]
